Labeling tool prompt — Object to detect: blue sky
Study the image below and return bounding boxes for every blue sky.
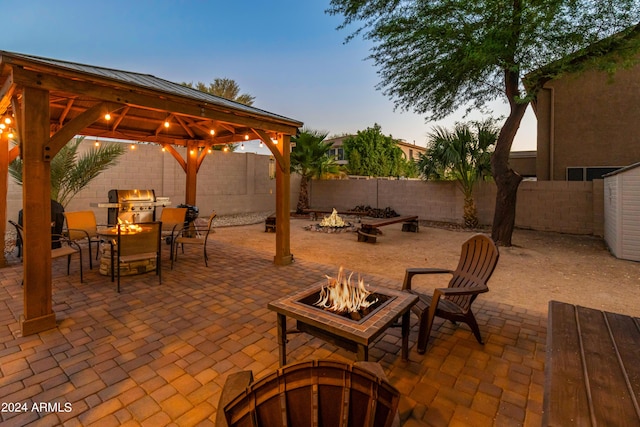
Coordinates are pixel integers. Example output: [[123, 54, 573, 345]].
[[6, 0, 536, 153]]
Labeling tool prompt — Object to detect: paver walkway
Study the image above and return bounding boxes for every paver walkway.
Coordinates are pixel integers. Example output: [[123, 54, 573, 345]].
[[0, 239, 545, 426]]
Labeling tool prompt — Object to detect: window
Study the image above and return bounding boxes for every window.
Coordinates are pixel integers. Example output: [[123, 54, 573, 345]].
[[566, 166, 622, 181]]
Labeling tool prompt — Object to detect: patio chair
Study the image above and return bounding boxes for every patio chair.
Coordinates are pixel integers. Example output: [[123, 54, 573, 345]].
[[112, 221, 162, 293], [9, 220, 83, 283], [403, 233, 499, 354], [216, 359, 400, 427], [159, 207, 187, 245], [64, 210, 105, 270], [171, 211, 216, 268]]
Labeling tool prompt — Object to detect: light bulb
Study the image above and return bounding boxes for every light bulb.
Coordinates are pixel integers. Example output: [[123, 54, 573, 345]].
[[4, 117, 11, 125], [241, 143, 245, 150], [210, 129, 215, 135], [130, 144, 136, 150], [244, 134, 249, 140], [105, 113, 111, 121], [164, 121, 170, 128]]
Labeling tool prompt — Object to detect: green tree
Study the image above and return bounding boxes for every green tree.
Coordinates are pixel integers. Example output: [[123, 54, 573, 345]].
[[182, 78, 255, 151], [343, 124, 415, 177], [419, 120, 498, 228], [9, 136, 126, 207], [327, 0, 640, 245], [290, 128, 340, 213]]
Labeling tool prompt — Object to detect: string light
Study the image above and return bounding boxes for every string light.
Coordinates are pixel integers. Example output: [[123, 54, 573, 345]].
[[207, 148, 212, 153], [241, 143, 245, 150], [94, 139, 100, 147], [223, 146, 229, 152], [130, 144, 136, 150], [164, 121, 170, 128], [210, 129, 215, 136], [105, 113, 111, 121], [4, 117, 11, 125], [259, 141, 263, 148], [244, 134, 249, 140]]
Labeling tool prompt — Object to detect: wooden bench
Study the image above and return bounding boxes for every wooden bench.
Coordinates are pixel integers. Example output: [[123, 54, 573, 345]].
[[544, 300, 640, 426], [357, 215, 419, 243]]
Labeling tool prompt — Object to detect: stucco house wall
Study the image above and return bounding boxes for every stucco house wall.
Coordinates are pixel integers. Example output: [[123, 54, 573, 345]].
[[535, 64, 640, 180]]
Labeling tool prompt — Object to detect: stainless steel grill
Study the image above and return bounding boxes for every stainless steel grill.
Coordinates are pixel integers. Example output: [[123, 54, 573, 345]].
[[100, 189, 170, 225]]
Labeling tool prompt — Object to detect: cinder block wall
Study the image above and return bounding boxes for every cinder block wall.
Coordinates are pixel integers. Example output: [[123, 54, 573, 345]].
[[6, 140, 300, 224], [310, 178, 604, 236]]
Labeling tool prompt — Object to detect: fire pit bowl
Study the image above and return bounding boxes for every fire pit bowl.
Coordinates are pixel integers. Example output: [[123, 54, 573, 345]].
[[298, 290, 393, 323]]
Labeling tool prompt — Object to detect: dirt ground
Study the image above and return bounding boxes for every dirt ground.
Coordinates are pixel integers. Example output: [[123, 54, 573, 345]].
[[212, 217, 640, 317]]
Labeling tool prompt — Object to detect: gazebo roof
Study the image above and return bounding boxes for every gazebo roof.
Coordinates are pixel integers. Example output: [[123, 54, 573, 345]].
[[0, 50, 302, 148], [0, 51, 298, 335]]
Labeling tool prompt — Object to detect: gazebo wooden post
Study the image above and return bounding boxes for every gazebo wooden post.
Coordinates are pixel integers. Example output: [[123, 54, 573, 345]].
[[0, 131, 8, 267], [185, 141, 198, 206], [21, 86, 55, 335], [274, 133, 292, 265]]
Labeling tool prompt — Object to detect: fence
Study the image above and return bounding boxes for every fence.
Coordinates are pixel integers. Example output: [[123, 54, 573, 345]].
[[6, 139, 603, 236], [5, 140, 301, 225], [309, 178, 604, 236]]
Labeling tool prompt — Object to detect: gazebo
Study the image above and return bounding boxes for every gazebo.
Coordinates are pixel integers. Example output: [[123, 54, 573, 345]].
[[0, 51, 303, 336]]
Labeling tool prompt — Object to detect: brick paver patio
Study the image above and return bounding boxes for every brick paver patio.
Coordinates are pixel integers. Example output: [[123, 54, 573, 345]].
[[0, 239, 546, 426]]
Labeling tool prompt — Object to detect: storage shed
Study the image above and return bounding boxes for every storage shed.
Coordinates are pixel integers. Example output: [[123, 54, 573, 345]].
[[604, 162, 640, 262]]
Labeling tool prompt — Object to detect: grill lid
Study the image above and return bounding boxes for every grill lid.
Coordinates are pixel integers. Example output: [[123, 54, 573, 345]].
[[108, 189, 156, 203]]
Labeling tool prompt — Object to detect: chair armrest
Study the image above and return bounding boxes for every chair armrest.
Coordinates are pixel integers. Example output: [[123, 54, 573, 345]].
[[52, 234, 81, 250], [402, 268, 453, 290], [215, 370, 254, 427], [434, 284, 489, 297]]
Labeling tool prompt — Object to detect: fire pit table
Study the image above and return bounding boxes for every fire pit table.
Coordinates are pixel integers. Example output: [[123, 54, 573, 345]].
[[268, 281, 418, 367]]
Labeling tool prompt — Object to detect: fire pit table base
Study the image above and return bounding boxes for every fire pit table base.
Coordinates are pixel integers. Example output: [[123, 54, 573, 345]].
[[269, 282, 418, 367]]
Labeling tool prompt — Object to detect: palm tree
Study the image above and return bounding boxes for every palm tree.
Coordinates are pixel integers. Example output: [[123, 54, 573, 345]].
[[418, 120, 497, 228], [9, 136, 126, 207], [290, 128, 341, 213]]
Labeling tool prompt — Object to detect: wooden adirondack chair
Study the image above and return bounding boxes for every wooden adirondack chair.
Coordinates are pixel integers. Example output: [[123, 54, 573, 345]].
[[402, 234, 499, 354]]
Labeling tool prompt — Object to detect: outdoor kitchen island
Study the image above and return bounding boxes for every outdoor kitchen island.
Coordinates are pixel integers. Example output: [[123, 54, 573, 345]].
[[268, 281, 418, 367]]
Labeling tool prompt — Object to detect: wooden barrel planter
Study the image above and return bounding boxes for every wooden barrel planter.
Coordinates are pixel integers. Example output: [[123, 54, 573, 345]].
[[223, 360, 400, 427]]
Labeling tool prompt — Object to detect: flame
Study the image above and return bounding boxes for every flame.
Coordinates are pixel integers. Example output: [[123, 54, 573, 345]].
[[315, 267, 377, 313], [319, 208, 346, 227], [117, 218, 142, 233]]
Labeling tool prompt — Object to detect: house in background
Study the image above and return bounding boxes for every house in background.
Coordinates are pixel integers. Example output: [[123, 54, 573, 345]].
[[531, 53, 640, 181], [324, 134, 427, 166]]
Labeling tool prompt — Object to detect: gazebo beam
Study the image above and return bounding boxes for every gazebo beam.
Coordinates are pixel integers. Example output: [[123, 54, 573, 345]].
[[11, 67, 299, 136]]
